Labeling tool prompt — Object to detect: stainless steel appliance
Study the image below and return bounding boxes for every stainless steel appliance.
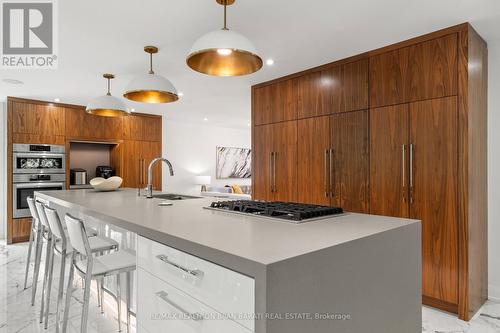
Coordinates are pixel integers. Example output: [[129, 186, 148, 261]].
[[70, 168, 87, 185], [13, 144, 65, 174], [95, 165, 113, 179], [206, 200, 344, 223], [12, 143, 66, 218], [12, 174, 66, 218]]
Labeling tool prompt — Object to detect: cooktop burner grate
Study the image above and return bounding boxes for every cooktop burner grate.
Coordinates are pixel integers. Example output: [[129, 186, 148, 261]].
[[208, 200, 344, 222]]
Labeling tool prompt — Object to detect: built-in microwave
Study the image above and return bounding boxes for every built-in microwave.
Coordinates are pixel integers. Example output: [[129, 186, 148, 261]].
[[13, 144, 65, 174]]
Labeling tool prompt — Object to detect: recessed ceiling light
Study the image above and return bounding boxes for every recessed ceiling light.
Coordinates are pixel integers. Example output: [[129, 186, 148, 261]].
[[203, 117, 208, 122], [130, 108, 135, 112], [178, 92, 184, 97], [54, 98, 60, 102], [247, 122, 251, 127], [2, 78, 24, 85], [266, 59, 275, 66]]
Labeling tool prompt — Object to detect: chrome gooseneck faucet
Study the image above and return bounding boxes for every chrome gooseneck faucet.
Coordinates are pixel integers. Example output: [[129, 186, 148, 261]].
[[146, 157, 174, 198]]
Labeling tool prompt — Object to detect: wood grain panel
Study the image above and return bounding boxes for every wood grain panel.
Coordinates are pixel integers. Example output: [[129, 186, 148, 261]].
[[369, 104, 409, 218], [253, 80, 297, 125], [12, 218, 32, 243], [65, 107, 122, 140], [122, 115, 144, 141], [252, 125, 273, 200], [457, 25, 488, 320], [12, 102, 65, 136], [12, 133, 65, 145], [334, 110, 369, 213], [297, 71, 326, 118], [369, 48, 408, 108], [406, 34, 458, 102], [297, 116, 331, 205], [410, 96, 458, 306], [343, 59, 369, 112], [272, 121, 298, 202], [321, 65, 344, 114]]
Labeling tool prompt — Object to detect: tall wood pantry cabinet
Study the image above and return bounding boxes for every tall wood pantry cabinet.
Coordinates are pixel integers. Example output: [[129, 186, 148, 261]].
[[251, 23, 487, 321]]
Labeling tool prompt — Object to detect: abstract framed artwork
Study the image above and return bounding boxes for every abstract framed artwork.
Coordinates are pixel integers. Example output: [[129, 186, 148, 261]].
[[216, 146, 251, 179]]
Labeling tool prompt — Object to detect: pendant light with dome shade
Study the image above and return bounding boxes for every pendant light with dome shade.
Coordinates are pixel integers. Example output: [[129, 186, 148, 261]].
[[123, 46, 179, 104], [187, 0, 263, 76], [86, 74, 130, 117]]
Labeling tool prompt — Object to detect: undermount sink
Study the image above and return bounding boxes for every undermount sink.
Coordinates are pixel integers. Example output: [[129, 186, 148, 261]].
[[152, 193, 202, 200]]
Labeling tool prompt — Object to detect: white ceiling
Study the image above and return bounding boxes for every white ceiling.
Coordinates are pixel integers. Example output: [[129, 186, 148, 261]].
[[1, 0, 499, 129]]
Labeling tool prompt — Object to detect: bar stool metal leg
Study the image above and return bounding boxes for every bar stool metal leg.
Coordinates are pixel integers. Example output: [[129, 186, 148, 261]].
[[116, 274, 122, 332], [23, 225, 35, 289], [62, 252, 75, 333], [55, 249, 66, 333], [31, 227, 44, 306], [40, 234, 53, 323], [81, 266, 92, 333], [44, 244, 55, 329], [126, 272, 131, 333], [99, 278, 104, 314]]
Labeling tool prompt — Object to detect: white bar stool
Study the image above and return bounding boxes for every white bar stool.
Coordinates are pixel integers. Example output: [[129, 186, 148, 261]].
[[24, 197, 42, 290], [64, 214, 136, 333], [38, 203, 119, 332]]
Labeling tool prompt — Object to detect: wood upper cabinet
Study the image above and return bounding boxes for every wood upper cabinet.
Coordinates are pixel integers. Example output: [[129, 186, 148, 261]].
[[370, 34, 457, 108], [343, 59, 369, 112], [297, 69, 342, 118], [65, 107, 122, 140], [11, 101, 65, 136], [297, 116, 331, 205], [123, 114, 162, 142], [406, 34, 457, 102], [410, 96, 458, 306], [253, 121, 297, 202], [369, 48, 408, 108], [253, 79, 298, 125], [370, 104, 410, 218]]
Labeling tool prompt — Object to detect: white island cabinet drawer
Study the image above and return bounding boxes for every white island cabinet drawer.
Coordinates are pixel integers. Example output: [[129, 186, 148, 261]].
[[137, 236, 255, 331], [137, 268, 252, 333]]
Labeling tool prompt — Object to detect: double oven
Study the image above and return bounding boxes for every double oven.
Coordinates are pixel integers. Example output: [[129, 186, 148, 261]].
[[12, 144, 66, 218]]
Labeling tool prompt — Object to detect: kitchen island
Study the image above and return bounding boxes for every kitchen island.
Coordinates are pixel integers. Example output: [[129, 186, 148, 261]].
[[36, 188, 421, 333]]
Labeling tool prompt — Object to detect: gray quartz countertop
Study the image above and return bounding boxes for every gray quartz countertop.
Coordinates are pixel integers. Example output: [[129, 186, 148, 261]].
[[36, 188, 419, 277]]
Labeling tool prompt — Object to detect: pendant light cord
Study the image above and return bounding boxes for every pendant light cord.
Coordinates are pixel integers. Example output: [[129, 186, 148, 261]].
[[149, 52, 154, 74], [106, 77, 111, 96], [223, 1, 228, 30]]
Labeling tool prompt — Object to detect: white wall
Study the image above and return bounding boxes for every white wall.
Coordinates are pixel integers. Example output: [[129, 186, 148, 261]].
[[488, 42, 500, 300], [0, 102, 6, 239], [162, 120, 251, 196]]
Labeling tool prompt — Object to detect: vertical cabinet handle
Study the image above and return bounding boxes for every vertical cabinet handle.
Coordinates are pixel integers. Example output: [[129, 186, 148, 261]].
[[402, 145, 406, 202], [324, 149, 329, 198], [269, 152, 274, 192], [409, 144, 414, 204], [329, 149, 334, 197], [273, 152, 277, 193]]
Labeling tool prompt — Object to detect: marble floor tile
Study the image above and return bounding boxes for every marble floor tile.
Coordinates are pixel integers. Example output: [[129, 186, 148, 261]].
[[1, 241, 499, 333]]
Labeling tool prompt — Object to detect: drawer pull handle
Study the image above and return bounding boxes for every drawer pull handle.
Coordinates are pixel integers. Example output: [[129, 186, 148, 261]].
[[156, 254, 204, 278], [155, 291, 204, 322]]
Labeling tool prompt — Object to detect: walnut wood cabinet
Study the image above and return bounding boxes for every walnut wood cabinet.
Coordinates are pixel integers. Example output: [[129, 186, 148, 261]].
[[252, 23, 487, 320], [6, 97, 163, 244], [297, 110, 369, 212], [370, 97, 459, 307], [253, 121, 297, 202]]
